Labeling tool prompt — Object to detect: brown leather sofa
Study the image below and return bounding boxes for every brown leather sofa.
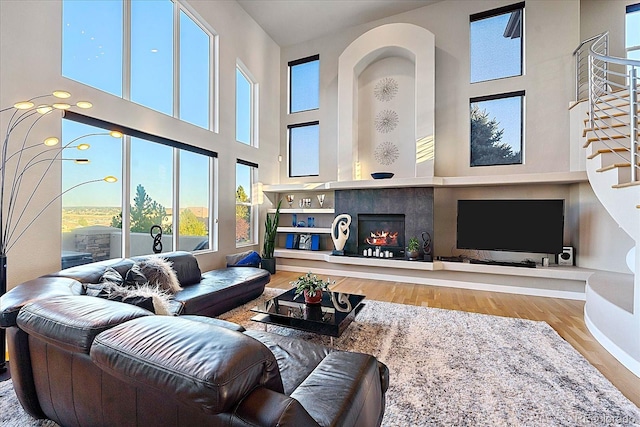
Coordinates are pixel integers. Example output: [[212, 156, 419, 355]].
[[0, 252, 389, 426]]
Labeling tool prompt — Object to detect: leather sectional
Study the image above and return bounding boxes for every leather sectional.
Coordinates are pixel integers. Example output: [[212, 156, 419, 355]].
[[0, 251, 389, 426]]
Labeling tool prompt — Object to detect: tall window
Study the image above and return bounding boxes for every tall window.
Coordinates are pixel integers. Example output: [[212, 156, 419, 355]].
[[236, 161, 256, 246], [626, 4, 640, 62], [289, 55, 319, 113], [178, 151, 211, 251], [288, 122, 320, 177], [236, 64, 257, 146], [62, 0, 123, 97], [470, 3, 524, 83], [130, 0, 174, 115], [62, 0, 214, 130], [61, 115, 215, 266], [129, 138, 173, 257], [180, 11, 211, 129], [470, 92, 524, 167]]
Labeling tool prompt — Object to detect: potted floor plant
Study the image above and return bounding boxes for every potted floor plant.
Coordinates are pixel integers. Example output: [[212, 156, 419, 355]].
[[292, 272, 335, 304], [261, 200, 281, 274]]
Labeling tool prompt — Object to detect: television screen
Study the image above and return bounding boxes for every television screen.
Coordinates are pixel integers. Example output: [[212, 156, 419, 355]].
[[456, 199, 564, 254]]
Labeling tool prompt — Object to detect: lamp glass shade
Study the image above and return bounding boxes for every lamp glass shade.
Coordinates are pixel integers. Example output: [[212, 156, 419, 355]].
[[76, 101, 92, 109], [74, 159, 90, 164], [14, 101, 34, 110], [76, 143, 90, 150], [52, 103, 71, 110], [44, 137, 60, 146], [109, 131, 123, 138], [103, 175, 118, 183], [36, 105, 53, 114], [52, 90, 71, 99]]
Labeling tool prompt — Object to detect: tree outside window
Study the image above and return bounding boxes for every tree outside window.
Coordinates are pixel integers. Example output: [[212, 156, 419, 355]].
[[470, 92, 523, 167]]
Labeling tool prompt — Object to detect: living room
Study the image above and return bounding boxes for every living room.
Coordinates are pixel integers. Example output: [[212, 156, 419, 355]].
[[1, 0, 639, 425]]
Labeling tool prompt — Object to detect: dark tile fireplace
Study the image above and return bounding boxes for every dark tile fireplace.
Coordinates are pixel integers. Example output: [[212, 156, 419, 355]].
[[335, 187, 434, 258]]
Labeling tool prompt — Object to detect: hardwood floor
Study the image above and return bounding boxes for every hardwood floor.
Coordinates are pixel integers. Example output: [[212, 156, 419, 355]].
[[269, 271, 640, 407]]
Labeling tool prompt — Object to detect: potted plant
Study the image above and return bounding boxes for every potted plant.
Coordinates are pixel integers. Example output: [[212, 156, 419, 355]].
[[406, 236, 420, 260], [292, 272, 335, 304], [261, 200, 281, 274]]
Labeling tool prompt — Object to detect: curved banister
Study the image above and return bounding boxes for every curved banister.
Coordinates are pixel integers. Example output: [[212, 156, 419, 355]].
[[583, 31, 639, 183]]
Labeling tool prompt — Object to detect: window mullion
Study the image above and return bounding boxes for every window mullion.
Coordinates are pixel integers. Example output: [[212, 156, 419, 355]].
[[122, 0, 131, 100], [121, 135, 132, 258], [173, 148, 180, 251], [173, 0, 180, 119]]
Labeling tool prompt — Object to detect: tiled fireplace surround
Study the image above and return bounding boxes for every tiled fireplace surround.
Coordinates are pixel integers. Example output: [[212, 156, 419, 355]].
[[335, 187, 434, 257]]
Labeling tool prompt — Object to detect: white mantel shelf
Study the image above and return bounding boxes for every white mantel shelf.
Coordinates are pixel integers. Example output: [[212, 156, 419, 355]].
[[262, 171, 588, 193], [274, 249, 594, 280]]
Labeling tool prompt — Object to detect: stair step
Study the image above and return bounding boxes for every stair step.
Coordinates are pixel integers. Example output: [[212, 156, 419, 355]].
[[596, 163, 631, 172], [587, 146, 629, 160], [583, 122, 629, 137], [612, 180, 640, 188], [584, 133, 630, 147], [584, 110, 632, 124]]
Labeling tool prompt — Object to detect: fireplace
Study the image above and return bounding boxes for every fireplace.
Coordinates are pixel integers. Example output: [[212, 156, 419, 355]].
[[358, 214, 405, 257], [335, 187, 434, 258]]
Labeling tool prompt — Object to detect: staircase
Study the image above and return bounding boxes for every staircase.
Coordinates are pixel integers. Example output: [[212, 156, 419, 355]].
[[573, 32, 640, 378]]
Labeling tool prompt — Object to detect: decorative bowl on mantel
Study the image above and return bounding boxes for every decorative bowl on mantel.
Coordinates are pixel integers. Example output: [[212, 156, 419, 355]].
[[371, 172, 394, 180]]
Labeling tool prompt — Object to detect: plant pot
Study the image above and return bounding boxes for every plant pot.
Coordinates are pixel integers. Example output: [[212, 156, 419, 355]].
[[304, 289, 323, 305], [261, 258, 276, 274], [407, 250, 420, 260]]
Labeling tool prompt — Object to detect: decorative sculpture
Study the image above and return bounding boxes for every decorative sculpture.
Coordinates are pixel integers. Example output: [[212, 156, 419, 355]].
[[331, 213, 351, 255], [330, 291, 353, 313], [422, 231, 433, 262]]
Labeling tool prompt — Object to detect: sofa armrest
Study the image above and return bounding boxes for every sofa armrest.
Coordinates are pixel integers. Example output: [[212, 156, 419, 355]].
[[90, 316, 283, 414], [232, 387, 319, 427], [291, 352, 387, 427], [1, 277, 82, 327]]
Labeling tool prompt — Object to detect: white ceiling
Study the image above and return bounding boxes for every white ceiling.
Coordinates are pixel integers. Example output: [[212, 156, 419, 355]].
[[236, 0, 441, 47]]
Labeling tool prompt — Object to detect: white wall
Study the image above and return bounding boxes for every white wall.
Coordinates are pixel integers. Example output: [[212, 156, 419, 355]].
[[277, 0, 631, 273], [0, 0, 280, 289]]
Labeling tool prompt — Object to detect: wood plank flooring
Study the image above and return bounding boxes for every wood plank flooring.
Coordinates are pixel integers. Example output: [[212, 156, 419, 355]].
[[268, 271, 640, 407]]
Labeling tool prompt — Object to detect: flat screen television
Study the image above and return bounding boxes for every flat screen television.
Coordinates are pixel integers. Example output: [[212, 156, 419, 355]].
[[456, 199, 564, 254]]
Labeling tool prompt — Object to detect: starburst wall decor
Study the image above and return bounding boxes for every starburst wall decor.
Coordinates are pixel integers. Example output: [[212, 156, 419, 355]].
[[374, 109, 399, 134], [374, 77, 399, 102], [374, 141, 399, 166]]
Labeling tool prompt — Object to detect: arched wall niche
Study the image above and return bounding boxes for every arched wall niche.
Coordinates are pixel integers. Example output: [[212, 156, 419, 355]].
[[337, 23, 435, 181]]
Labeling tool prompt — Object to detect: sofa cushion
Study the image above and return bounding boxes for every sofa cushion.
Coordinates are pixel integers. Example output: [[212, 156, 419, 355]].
[[17, 295, 152, 354], [174, 267, 269, 317], [133, 251, 201, 287], [90, 316, 283, 414], [244, 330, 334, 395]]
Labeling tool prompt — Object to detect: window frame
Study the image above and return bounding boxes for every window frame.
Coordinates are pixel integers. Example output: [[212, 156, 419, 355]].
[[62, 111, 217, 260], [288, 54, 320, 114], [287, 121, 320, 178], [62, 0, 219, 132], [236, 60, 259, 147], [470, 2, 525, 84], [469, 91, 525, 167], [235, 159, 258, 247], [626, 4, 640, 59]]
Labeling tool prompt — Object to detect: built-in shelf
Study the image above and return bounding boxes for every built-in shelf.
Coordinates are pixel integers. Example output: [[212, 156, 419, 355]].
[[274, 249, 595, 281], [276, 227, 332, 234], [262, 171, 588, 193], [269, 208, 335, 214]]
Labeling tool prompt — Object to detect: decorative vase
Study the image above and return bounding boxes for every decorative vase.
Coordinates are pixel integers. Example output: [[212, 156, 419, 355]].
[[304, 289, 323, 304]]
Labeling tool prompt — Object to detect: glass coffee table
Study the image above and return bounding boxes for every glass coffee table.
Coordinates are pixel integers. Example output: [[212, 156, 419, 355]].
[[251, 288, 365, 345]]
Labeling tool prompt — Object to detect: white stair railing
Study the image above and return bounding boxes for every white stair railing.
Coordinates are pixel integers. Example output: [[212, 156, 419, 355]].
[[586, 32, 639, 183]]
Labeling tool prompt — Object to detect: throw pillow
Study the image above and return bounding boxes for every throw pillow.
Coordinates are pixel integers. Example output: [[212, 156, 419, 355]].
[[136, 257, 182, 293]]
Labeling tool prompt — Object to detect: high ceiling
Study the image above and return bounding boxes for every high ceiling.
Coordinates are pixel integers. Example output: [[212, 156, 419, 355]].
[[236, 0, 441, 47]]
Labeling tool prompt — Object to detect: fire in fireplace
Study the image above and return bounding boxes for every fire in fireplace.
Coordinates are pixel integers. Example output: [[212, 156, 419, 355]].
[[358, 214, 405, 256]]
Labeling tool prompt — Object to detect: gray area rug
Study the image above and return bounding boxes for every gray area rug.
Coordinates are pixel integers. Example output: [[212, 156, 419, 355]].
[[2, 288, 639, 426]]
